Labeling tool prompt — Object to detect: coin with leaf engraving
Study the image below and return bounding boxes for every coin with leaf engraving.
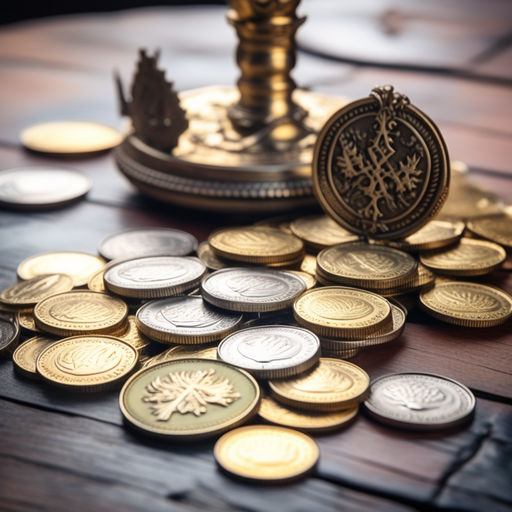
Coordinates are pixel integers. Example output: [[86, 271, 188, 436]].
[[364, 373, 475, 430], [13, 335, 56, 378], [201, 268, 306, 313], [214, 425, 319, 483], [217, 325, 320, 379], [119, 358, 260, 439], [98, 228, 198, 261], [313, 85, 449, 239], [36, 335, 138, 391], [136, 295, 243, 344]]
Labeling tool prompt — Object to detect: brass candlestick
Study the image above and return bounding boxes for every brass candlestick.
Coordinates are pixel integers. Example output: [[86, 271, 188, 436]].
[[114, 0, 345, 212]]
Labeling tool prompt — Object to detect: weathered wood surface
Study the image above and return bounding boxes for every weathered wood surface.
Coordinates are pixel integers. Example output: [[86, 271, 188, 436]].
[[0, 4, 511, 511]]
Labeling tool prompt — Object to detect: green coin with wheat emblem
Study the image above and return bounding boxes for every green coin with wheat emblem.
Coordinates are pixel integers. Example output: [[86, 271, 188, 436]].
[[34, 290, 128, 336], [317, 242, 417, 289], [269, 358, 370, 411], [214, 425, 319, 483], [313, 85, 449, 239], [0, 274, 73, 308], [12, 335, 56, 378], [208, 226, 304, 264], [36, 335, 138, 391], [419, 238, 506, 276], [120, 358, 260, 439], [293, 286, 392, 338], [420, 281, 512, 327]]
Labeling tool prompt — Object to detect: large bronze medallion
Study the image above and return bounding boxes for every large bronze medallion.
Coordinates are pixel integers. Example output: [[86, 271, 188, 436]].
[[313, 86, 450, 239]]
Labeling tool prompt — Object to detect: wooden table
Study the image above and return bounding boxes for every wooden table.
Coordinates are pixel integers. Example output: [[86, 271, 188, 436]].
[[1, 3, 511, 510]]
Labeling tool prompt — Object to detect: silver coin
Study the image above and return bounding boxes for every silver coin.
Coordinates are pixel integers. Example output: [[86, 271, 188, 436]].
[[136, 295, 243, 344], [0, 310, 20, 355], [201, 267, 306, 313], [0, 167, 91, 210], [104, 256, 207, 299], [217, 325, 320, 379], [364, 373, 476, 430], [98, 228, 198, 261]]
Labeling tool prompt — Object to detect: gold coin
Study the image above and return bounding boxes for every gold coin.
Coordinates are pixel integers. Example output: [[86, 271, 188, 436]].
[[140, 344, 218, 369], [12, 335, 56, 378], [289, 214, 359, 250], [269, 358, 370, 411], [420, 281, 512, 327], [374, 264, 435, 297], [19, 311, 40, 333], [320, 347, 360, 359], [317, 242, 417, 289], [258, 395, 358, 433], [208, 226, 304, 264], [284, 270, 316, 290], [313, 86, 449, 239], [467, 214, 512, 250], [300, 254, 317, 276], [34, 290, 128, 336], [87, 268, 106, 292], [0, 274, 73, 308], [115, 316, 151, 353], [21, 121, 122, 155], [36, 335, 138, 391], [420, 238, 506, 277], [320, 301, 406, 349], [18, 251, 105, 287], [120, 358, 260, 439], [214, 425, 319, 483], [197, 241, 229, 271], [386, 220, 465, 251], [294, 286, 392, 338]]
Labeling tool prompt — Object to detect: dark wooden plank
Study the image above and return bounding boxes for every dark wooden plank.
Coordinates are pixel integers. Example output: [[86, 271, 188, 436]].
[[0, 398, 418, 512]]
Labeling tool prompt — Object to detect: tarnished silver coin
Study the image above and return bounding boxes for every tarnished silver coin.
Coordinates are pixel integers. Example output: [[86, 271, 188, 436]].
[[217, 325, 320, 379], [98, 228, 198, 261], [201, 268, 306, 313], [136, 295, 243, 344], [104, 256, 207, 299], [0, 310, 20, 356], [0, 167, 91, 210], [364, 373, 475, 430]]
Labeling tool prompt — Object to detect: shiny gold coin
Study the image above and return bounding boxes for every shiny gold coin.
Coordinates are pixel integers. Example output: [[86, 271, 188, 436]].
[[467, 214, 512, 250], [209, 226, 304, 264], [18, 311, 40, 333], [374, 264, 435, 297], [386, 220, 465, 252], [120, 358, 260, 439], [284, 270, 317, 290], [317, 242, 417, 289], [420, 238, 506, 277], [320, 347, 360, 360], [0, 274, 73, 308], [313, 86, 449, 239], [87, 268, 106, 292], [300, 254, 317, 276], [140, 344, 218, 369], [34, 290, 128, 336], [17, 251, 105, 287], [420, 281, 512, 327], [115, 316, 151, 353], [21, 121, 122, 155], [269, 358, 370, 411], [36, 335, 138, 391], [214, 425, 319, 483], [289, 214, 359, 250], [12, 335, 56, 378], [294, 286, 392, 338], [258, 395, 358, 433]]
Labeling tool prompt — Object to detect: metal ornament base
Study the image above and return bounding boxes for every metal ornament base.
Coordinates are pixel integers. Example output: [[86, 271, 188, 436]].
[[114, 86, 345, 213]]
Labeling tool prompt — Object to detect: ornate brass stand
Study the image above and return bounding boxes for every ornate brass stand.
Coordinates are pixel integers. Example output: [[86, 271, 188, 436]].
[[114, 0, 344, 212]]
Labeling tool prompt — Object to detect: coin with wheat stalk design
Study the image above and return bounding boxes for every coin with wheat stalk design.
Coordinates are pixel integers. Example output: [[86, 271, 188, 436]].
[[364, 373, 475, 430], [217, 325, 320, 379], [120, 358, 260, 439], [36, 335, 138, 391], [269, 358, 370, 411], [419, 281, 512, 327], [214, 425, 319, 483], [313, 85, 449, 239]]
